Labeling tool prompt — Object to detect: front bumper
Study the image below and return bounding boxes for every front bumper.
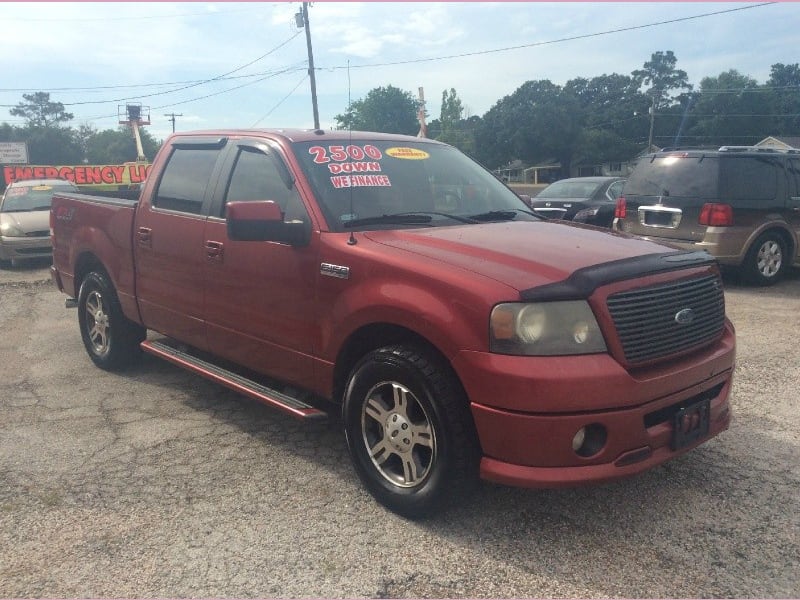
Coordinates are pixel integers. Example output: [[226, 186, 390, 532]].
[[0, 235, 52, 262], [452, 325, 735, 488]]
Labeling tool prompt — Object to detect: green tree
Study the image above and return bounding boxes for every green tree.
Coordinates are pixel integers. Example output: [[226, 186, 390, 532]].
[[85, 127, 161, 163], [633, 51, 693, 108], [334, 85, 419, 135], [475, 80, 581, 175], [75, 124, 98, 161], [435, 88, 476, 155], [24, 125, 83, 164], [10, 92, 74, 128], [766, 63, 800, 135], [566, 73, 650, 155], [686, 70, 766, 146]]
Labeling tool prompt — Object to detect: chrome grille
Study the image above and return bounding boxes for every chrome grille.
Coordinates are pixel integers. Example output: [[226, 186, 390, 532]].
[[607, 274, 725, 365]]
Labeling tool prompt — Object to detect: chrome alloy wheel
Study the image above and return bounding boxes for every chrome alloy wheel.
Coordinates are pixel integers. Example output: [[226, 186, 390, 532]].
[[756, 239, 783, 278], [84, 290, 110, 356], [361, 381, 436, 488]]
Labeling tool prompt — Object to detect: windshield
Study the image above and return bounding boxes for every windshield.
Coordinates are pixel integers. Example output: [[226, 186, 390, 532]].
[[292, 140, 537, 231], [1, 183, 78, 212], [537, 180, 602, 199]]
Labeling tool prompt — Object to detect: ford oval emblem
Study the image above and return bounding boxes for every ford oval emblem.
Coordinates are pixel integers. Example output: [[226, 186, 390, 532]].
[[674, 308, 695, 325]]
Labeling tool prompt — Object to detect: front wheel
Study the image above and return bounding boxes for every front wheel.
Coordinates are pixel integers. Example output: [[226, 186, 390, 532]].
[[78, 271, 146, 370], [343, 345, 479, 518], [743, 232, 787, 286]]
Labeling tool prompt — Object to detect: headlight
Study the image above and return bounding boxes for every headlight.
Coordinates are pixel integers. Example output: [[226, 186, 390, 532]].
[[490, 301, 607, 355], [0, 217, 25, 237]]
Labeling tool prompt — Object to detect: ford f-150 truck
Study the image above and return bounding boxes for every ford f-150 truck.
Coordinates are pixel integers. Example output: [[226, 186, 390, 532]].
[[50, 129, 735, 517]]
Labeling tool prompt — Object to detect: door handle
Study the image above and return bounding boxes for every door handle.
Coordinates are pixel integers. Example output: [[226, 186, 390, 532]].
[[137, 227, 152, 248], [205, 240, 224, 260]]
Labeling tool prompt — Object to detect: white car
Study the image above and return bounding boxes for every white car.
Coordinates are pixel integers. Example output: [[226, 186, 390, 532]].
[[0, 178, 79, 267]]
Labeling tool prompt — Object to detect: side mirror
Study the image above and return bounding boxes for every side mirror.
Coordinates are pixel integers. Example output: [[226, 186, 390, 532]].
[[518, 194, 532, 208], [227, 201, 310, 246]]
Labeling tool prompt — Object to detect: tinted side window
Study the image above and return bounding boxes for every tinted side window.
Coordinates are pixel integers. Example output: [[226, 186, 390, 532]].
[[719, 157, 778, 201], [223, 147, 307, 222], [154, 148, 222, 214], [788, 158, 800, 194], [607, 180, 625, 200]]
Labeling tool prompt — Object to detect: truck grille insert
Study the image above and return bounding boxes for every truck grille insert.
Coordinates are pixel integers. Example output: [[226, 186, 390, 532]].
[[607, 274, 725, 365]]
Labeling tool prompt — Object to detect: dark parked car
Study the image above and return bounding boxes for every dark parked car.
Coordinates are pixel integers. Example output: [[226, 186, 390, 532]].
[[613, 146, 800, 285], [529, 176, 626, 227]]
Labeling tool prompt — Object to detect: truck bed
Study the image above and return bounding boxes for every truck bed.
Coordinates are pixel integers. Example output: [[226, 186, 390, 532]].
[[51, 192, 141, 322]]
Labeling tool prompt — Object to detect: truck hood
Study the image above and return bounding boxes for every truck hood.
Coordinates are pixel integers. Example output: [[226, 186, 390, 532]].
[[364, 220, 679, 293]]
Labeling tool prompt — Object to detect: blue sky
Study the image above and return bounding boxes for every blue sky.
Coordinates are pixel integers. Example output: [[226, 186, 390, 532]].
[[1, 2, 797, 142]]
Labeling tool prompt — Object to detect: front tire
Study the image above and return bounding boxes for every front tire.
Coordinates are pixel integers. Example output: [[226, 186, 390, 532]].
[[743, 231, 787, 286], [343, 345, 479, 518], [78, 271, 146, 370]]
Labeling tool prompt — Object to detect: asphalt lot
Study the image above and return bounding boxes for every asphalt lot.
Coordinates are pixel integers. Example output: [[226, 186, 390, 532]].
[[1, 258, 798, 598]]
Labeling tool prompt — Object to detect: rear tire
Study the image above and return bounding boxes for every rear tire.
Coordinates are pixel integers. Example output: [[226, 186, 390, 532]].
[[343, 345, 480, 518], [743, 231, 787, 286], [78, 271, 146, 370]]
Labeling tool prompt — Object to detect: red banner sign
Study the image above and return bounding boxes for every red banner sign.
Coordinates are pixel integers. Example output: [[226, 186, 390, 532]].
[[3, 163, 152, 187]]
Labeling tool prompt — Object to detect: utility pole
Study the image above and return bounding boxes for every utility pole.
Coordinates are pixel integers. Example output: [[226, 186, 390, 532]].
[[647, 90, 660, 151], [164, 112, 182, 133], [416, 87, 427, 138], [298, 2, 320, 130]]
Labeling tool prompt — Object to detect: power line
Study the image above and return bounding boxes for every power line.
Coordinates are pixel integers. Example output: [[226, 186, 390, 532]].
[[2, 3, 786, 97], [0, 34, 304, 108], [251, 75, 309, 127], [2, 1, 789, 130], [321, 3, 777, 71], [80, 66, 307, 122]]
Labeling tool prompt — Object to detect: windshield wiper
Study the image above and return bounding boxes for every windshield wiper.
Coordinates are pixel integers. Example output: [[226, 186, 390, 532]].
[[399, 211, 478, 224], [343, 213, 434, 228], [465, 210, 519, 222]]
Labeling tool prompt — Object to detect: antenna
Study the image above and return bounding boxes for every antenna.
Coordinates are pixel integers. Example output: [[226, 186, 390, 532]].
[[347, 60, 357, 246]]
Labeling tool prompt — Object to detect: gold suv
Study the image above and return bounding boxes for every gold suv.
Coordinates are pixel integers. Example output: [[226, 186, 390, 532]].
[[613, 147, 800, 285]]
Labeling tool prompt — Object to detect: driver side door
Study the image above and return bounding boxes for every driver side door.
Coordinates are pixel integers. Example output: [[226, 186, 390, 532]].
[[203, 139, 320, 384]]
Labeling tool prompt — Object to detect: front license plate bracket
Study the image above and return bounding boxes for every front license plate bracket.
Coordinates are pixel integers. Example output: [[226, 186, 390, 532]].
[[671, 398, 711, 450]]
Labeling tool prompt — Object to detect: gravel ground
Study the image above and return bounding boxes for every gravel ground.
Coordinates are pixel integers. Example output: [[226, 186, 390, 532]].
[[0, 258, 798, 598]]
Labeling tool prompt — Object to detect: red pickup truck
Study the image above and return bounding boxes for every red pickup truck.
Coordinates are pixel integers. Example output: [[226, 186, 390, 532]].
[[50, 129, 735, 517]]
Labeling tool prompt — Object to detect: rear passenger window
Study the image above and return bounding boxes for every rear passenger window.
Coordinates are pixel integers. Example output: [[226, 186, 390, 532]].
[[719, 158, 778, 201], [153, 148, 222, 214]]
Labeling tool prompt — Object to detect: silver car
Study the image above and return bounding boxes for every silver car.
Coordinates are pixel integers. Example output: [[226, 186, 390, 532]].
[[0, 178, 79, 267]]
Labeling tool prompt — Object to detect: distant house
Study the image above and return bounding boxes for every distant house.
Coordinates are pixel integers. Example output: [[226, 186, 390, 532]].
[[494, 159, 527, 183], [501, 158, 635, 184], [523, 161, 561, 184], [755, 136, 800, 150], [571, 160, 636, 178]]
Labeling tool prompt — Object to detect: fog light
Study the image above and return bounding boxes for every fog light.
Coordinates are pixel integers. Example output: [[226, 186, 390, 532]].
[[572, 427, 586, 452], [572, 423, 608, 458]]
